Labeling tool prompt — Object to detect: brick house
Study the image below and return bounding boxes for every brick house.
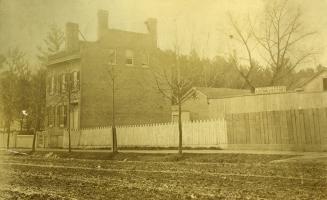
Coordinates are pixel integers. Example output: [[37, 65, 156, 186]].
[[46, 10, 171, 147]]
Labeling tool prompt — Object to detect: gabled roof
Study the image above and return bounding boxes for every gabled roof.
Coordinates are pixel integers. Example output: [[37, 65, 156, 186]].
[[288, 69, 327, 91], [193, 87, 252, 99]]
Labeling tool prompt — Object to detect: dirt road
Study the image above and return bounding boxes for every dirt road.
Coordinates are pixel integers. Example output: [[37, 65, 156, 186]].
[[0, 152, 326, 199]]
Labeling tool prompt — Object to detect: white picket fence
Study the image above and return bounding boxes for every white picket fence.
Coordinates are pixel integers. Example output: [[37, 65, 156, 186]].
[[63, 119, 227, 148]]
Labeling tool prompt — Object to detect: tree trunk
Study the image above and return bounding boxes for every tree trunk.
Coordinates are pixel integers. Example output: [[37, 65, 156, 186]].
[[178, 101, 183, 155], [111, 70, 118, 154], [6, 122, 10, 149], [112, 126, 117, 153], [32, 129, 37, 152]]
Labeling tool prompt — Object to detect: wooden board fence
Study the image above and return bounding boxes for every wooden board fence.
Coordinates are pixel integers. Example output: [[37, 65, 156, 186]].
[[226, 107, 327, 151]]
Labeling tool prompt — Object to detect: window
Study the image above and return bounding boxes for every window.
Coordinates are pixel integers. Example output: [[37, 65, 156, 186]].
[[59, 74, 66, 93], [48, 106, 55, 127], [71, 71, 80, 91], [58, 105, 67, 127], [125, 49, 134, 65], [323, 78, 327, 91]]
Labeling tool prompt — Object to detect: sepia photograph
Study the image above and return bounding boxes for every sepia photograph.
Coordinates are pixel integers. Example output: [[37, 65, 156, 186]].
[[0, 0, 326, 199]]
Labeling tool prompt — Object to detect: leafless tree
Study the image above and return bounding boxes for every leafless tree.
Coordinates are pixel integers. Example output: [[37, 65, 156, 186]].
[[228, 0, 317, 88], [152, 47, 196, 155]]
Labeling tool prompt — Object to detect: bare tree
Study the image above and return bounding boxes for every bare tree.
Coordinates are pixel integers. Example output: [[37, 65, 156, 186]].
[[152, 48, 196, 155], [228, 14, 256, 91], [228, 0, 317, 87]]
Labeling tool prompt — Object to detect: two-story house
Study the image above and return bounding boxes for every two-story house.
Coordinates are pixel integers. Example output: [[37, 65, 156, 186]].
[[46, 10, 171, 147]]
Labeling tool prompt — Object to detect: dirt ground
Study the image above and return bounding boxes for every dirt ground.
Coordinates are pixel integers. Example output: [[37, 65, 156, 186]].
[[0, 151, 326, 200]]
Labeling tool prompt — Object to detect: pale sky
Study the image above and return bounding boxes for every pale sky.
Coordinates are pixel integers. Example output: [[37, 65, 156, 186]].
[[1, 0, 327, 68]]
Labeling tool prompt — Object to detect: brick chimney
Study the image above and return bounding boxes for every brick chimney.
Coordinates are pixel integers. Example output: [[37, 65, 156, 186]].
[[97, 9, 109, 40], [145, 18, 157, 47], [65, 22, 80, 52]]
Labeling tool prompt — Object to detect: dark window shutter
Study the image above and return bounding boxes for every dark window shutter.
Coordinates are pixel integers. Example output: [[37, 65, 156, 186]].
[[70, 72, 74, 89], [57, 106, 60, 127], [59, 74, 62, 94], [323, 78, 327, 91], [77, 71, 80, 81], [52, 106, 55, 126], [77, 71, 80, 90], [64, 105, 68, 127], [64, 73, 69, 92], [47, 107, 50, 127], [54, 75, 57, 94]]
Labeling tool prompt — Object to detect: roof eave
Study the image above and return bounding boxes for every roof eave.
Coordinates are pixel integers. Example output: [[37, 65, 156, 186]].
[[47, 53, 81, 66]]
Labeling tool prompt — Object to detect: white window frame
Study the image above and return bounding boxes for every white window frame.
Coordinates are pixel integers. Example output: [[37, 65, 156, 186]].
[[125, 49, 134, 66]]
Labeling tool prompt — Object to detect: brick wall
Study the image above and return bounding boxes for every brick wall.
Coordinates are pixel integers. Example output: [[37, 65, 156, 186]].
[[80, 38, 171, 128]]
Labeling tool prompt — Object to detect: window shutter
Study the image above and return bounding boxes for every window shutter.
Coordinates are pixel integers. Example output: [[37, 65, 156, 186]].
[[54, 75, 58, 94], [64, 73, 69, 91], [63, 105, 68, 127], [323, 78, 327, 91], [52, 106, 55, 127], [51, 76, 54, 95], [47, 77, 50, 94], [47, 107, 50, 127], [77, 71, 80, 90], [59, 74, 62, 94], [57, 106, 60, 127]]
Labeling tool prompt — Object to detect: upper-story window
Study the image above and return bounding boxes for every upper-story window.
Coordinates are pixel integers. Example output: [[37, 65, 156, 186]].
[[71, 71, 80, 91], [61, 74, 67, 93], [47, 106, 55, 127], [323, 78, 327, 91], [125, 49, 134, 65]]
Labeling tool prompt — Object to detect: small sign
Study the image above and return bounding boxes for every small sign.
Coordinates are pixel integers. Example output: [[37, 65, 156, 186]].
[[255, 86, 286, 95]]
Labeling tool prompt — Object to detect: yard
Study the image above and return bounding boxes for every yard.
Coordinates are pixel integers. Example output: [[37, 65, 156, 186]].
[[0, 151, 326, 199]]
